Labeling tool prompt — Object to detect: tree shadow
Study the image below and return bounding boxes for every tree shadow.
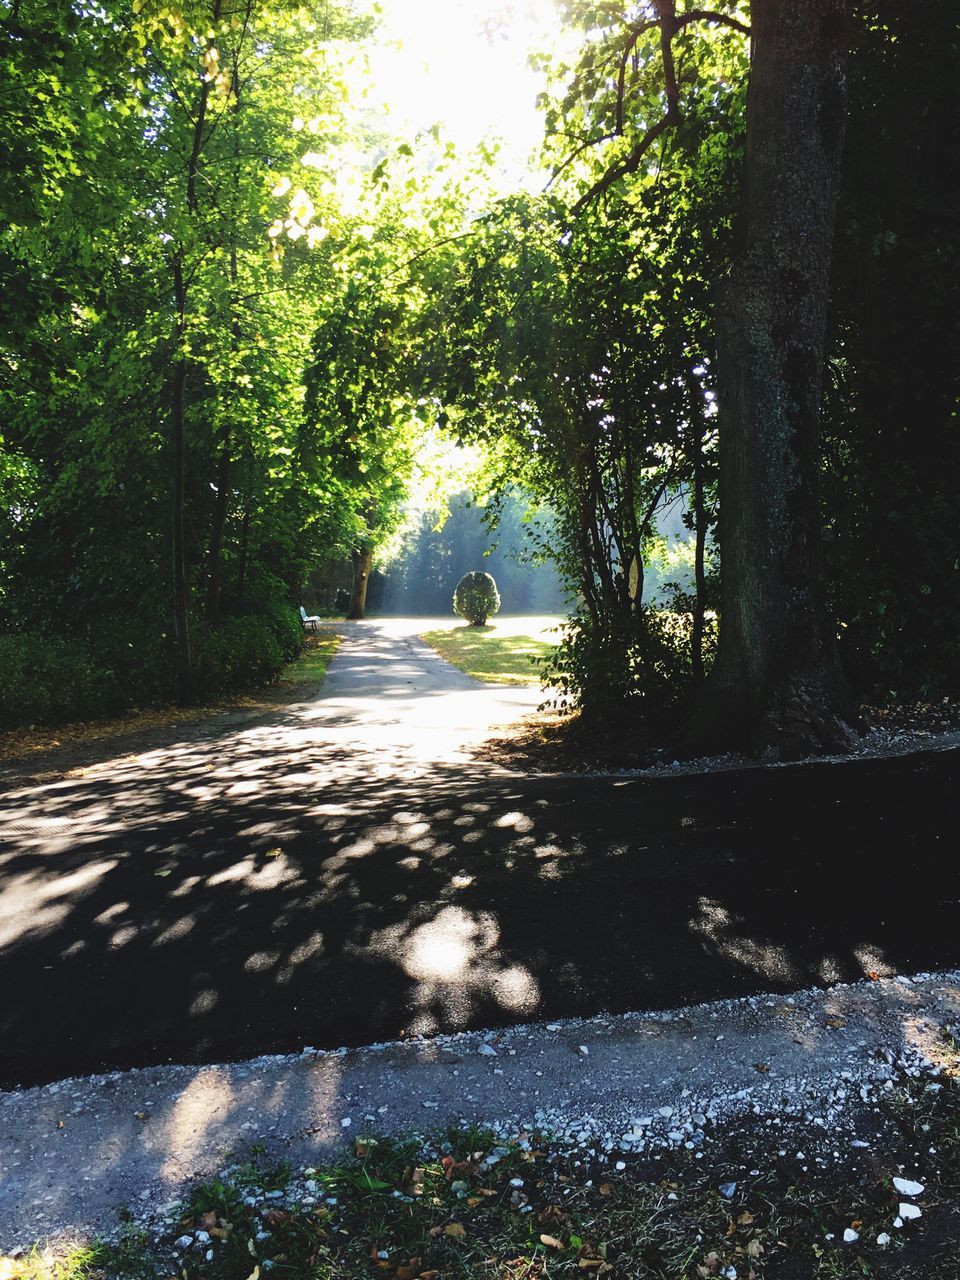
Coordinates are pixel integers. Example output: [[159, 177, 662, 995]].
[[2, 735, 958, 1090]]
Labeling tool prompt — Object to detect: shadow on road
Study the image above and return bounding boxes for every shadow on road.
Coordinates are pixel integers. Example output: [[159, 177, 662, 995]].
[[2, 738, 957, 1090]]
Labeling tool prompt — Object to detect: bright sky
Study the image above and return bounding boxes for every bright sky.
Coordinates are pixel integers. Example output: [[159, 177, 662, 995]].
[[367, 0, 568, 173]]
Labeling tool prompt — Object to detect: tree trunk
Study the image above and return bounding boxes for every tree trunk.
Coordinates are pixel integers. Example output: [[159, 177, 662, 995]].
[[168, 6, 218, 702], [204, 443, 230, 626], [347, 546, 373, 619], [692, 0, 856, 756], [690, 428, 707, 683], [171, 257, 196, 704], [204, 53, 243, 629]]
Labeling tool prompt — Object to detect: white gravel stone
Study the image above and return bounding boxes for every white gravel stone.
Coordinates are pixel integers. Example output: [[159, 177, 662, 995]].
[[892, 1177, 924, 1197]]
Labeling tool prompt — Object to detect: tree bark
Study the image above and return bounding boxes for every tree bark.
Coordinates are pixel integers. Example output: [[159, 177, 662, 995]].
[[689, 0, 856, 757], [347, 546, 373, 619], [690, 426, 707, 683], [169, 4, 218, 702], [171, 257, 196, 704]]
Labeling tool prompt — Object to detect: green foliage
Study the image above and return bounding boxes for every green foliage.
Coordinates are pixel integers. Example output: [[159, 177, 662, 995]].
[[542, 607, 706, 731], [454, 571, 501, 626], [823, 0, 960, 702], [0, 634, 113, 729]]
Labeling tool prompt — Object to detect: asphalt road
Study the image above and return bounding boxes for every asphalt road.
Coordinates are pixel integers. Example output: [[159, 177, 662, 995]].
[[1, 620, 957, 1089]]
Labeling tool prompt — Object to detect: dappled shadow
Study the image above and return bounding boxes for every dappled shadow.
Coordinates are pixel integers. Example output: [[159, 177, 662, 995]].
[[2, 722, 959, 1087]]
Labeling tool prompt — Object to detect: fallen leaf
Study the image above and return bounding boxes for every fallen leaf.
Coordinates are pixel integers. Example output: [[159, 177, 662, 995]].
[[466, 1197, 482, 1207], [540, 1234, 565, 1249], [754, 1062, 770, 1073], [134, 1111, 148, 1121], [578, 1261, 603, 1271], [265, 848, 283, 859], [443, 1223, 467, 1239], [199, 1211, 217, 1231], [598, 1183, 612, 1196], [826, 1017, 846, 1029], [737, 1212, 754, 1226], [154, 868, 172, 877], [746, 1238, 763, 1258], [868, 970, 880, 981], [264, 1209, 290, 1228], [245, 1269, 260, 1280]]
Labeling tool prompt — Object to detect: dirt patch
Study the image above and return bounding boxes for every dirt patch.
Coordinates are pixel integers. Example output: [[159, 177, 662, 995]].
[[474, 700, 960, 777]]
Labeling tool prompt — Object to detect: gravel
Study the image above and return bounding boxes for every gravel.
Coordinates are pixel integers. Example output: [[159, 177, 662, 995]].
[[3, 967, 960, 1251]]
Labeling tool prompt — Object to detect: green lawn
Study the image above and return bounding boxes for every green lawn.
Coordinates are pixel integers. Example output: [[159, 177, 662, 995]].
[[281, 631, 340, 689], [419, 623, 556, 686]]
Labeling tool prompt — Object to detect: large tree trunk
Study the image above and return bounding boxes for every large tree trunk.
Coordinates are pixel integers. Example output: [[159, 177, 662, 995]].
[[692, 0, 856, 756], [347, 546, 373, 619]]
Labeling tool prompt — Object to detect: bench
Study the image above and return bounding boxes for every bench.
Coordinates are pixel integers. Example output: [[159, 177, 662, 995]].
[[300, 605, 321, 633]]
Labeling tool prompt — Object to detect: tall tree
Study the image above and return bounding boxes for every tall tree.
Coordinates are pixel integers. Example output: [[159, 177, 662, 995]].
[[553, 0, 856, 754], [696, 0, 855, 754]]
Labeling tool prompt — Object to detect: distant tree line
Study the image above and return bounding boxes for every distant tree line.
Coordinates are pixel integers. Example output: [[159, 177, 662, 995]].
[[374, 490, 568, 617]]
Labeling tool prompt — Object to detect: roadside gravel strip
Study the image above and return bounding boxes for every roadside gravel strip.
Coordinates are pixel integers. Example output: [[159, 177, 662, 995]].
[[3, 969, 960, 1251]]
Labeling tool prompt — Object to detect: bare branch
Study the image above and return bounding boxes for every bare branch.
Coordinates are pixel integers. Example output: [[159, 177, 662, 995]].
[[616, 20, 658, 135], [674, 8, 750, 36], [569, 111, 676, 216]]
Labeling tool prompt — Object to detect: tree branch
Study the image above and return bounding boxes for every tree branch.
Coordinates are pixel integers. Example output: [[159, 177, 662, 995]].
[[674, 8, 751, 36]]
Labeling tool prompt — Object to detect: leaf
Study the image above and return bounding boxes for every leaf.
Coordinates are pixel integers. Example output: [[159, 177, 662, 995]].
[[245, 1269, 260, 1280], [443, 1223, 467, 1239], [154, 868, 172, 877], [826, 1017, 846, 1029], [264, 847, 283, 859], [540, 1234, 565, 1249], [754, 1062, 770, 1073]]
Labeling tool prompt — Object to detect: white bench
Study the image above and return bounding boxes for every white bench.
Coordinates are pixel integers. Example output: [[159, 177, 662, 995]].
[[300, 606, 321, 633]]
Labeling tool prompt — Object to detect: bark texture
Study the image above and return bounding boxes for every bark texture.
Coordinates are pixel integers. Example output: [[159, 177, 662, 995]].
[[347, 546, 373, 620], [696, 0, 856, 756]]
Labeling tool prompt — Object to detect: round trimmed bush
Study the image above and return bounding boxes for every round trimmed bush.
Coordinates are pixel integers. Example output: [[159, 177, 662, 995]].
[[453, 571, 501, 626]]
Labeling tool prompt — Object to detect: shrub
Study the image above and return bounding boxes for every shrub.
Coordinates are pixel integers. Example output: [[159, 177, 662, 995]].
[[540, 605, 715, 737], [194, 616, 285, 699], [0, 632, 114, 729], [454, 571, 501, 626]]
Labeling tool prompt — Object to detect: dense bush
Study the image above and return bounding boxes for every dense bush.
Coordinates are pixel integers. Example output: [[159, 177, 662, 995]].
[[0, 602, 304, 730], [542, 606, 716, 735], [194, 616, 286, 699], [454, 571, 501, 626], [0, 633, 114, 729]]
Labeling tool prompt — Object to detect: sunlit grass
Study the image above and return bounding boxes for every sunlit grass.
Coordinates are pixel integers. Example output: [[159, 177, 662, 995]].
[[280, 631, 340, 688], [419, 623, 556, 685]]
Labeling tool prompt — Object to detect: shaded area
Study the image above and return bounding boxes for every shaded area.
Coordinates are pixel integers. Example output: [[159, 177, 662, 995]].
[[1, 747, 958, 1089]]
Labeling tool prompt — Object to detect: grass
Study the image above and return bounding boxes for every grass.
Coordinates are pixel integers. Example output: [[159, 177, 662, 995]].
[[0, 632, 340, 767], [14, 1055, 960, 1280], [419, 623, 557, 686]]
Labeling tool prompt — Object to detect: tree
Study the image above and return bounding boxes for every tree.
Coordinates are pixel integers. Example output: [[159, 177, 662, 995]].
[[695, 0, 855, 754], [822, 0, 960, 704], [551, 0, 856, 754]]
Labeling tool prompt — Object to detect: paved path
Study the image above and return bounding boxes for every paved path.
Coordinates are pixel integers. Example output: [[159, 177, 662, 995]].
[[1, 619, 959, 1092], [4, 971, 959, 1250]]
